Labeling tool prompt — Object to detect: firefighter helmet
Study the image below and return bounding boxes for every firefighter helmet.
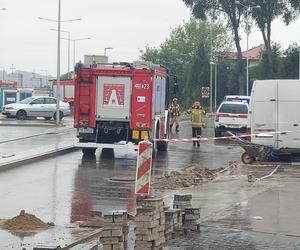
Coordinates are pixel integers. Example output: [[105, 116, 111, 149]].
[[194, 101, 201, 108]]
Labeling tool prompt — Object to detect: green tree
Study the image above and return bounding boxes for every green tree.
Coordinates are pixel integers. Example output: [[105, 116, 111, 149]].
[[247, 0, 300, 77], [141, 19, 232, 107], [182, 0, 246, 94], [281, 43, 299, 78]]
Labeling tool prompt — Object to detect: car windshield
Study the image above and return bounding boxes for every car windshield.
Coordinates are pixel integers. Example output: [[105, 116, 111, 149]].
[[219, 103, 248, 114], [19, 97, 35, 104]]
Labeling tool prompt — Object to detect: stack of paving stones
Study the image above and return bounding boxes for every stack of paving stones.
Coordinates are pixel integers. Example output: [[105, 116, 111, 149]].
[[164, 208, 183, 240], [100, 210, 129, 250], [134, 197, 166, 250], [182, 207, 200, 234], [173, 194, 192, 211], [173, 209, 183, 237]]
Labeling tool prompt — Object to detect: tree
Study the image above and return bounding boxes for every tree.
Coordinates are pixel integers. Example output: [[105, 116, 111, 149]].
[[141, 19, 232, 107], [281, 43, 299, 78], [247, 0, 300, 77], [182, 0, 246, 94]]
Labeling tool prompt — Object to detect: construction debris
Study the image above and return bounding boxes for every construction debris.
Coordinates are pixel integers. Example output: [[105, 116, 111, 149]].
[[0, 210, 54, 231], [173, 194, 192, 211], [152, 164, 224, 190]]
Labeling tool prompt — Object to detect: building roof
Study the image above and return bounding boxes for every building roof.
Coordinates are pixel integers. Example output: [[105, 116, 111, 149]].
[[242, 44, 264, 60], [224, 44, 264, 61]]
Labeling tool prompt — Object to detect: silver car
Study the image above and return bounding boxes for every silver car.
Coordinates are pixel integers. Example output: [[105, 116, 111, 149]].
[[1, 96, 71, 120]]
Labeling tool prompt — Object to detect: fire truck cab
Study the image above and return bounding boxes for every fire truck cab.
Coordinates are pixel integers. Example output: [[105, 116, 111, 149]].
[[74, 61, 171, 156]]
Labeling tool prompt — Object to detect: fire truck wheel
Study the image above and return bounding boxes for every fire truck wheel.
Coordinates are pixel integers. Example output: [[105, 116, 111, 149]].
[[241, 152, 254, 164], [82, 148, 96, 156]]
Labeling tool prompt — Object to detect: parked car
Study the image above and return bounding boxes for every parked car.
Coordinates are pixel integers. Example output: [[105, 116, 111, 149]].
[[1, 96, 71, 120], [214, 101, 249, 137]]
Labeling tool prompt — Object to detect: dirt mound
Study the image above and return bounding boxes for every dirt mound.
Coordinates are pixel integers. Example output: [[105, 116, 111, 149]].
[[0, 210, 54, 231], [153, 164, 224, 190]]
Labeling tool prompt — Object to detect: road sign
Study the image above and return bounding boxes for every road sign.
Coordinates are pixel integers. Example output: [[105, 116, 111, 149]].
[[201, 87, 210, 99]]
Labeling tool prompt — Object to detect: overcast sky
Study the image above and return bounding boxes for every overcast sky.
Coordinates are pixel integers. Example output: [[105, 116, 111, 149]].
[[0, 0, 299, 76]]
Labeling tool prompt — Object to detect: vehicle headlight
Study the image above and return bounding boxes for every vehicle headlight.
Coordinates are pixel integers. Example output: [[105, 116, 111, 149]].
[[4, 107, 14, 110]]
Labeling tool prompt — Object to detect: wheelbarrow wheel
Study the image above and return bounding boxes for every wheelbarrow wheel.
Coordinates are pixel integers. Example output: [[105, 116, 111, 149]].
[[241, 152, 254, 164]]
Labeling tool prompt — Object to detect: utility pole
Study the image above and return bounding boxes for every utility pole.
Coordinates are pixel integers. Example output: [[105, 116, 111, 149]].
[[209, 23, 213, 113]]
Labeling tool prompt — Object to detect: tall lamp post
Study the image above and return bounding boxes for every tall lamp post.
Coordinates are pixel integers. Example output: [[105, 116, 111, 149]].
[[235, 1, 260, 96], [104, 47, 113, 56], [70, 38, 91, 66], [209, 22, 213, 113], [298, 46, 300, 80], [61, 37, 91, 73], [214, 62, 217, 111], [210, 61, 214, 113], [40, 70, 48, 87], [38, 1, 81, 125], [51, 29, 71, 79]]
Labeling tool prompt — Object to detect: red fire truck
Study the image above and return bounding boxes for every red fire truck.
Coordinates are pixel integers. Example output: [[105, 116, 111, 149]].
[[52, 79, 75, 106], [74, 61, 171, 156]]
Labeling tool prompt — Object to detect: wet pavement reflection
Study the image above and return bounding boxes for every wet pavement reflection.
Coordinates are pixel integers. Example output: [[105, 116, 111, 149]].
[[0, 118, 246, 248]]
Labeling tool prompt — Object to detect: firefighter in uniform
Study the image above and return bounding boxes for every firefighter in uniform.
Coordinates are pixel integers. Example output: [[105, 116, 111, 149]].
[[187, 101, 206, 147], [168, 97, 181, 133]]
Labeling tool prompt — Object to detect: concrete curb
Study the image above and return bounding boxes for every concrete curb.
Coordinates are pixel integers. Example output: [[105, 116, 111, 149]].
[[0, 128, 74, 144], [0, 145, 78, 172], [0, 121, 68, 127]]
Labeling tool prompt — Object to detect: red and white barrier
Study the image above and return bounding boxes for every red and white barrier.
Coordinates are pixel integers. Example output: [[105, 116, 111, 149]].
[[135, 139, 153, 196]]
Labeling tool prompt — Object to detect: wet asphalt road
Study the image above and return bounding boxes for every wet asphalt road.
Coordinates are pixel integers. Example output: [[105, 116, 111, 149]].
[[0, 118, 297, 249], [0, 116, 246, 248]]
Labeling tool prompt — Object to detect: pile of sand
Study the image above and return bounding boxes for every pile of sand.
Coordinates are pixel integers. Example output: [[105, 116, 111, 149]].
[[153, 164, 224, 190], [0, 210, 54, 231]]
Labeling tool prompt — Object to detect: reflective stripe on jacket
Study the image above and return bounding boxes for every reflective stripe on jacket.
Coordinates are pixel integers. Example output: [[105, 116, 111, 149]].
[[168, 103, 181, 117]]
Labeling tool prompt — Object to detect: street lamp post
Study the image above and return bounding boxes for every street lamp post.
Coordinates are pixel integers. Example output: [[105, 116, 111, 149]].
[[235, 1, 260, 96], [38, 2, 81, 125], [40, 70, 48, 87], [51, 29, 71, 79], [61, 37, 91, 68], [209, 23, 213, 113], [210, 62, 214, 113], [104, 47, 113, 56], [56, 0, 61, 124], [71, 38, 91, 66], [299, 46, 300, 80], [214, 62, 218, 111]]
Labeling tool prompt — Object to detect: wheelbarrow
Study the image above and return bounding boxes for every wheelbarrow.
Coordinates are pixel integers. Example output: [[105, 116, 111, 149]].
[[227, 132, 280, 164]]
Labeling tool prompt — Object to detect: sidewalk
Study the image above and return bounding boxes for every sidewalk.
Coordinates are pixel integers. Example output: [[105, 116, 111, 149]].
[[0, 127, 77, 171], [164, 164, 300, 249], [0, 114, 74, 127]]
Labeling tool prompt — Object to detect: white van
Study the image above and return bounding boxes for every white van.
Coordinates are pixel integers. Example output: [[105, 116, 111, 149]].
[[250, 80, 300, 153]]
